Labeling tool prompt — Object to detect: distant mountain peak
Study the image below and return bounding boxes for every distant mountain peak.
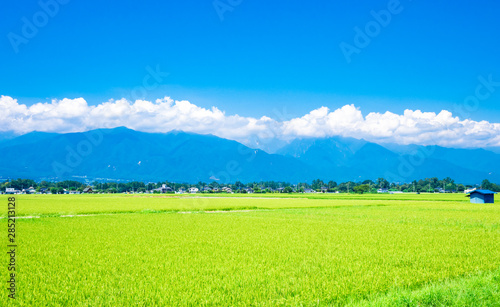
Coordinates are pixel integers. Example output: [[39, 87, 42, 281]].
[[0, 129, 497, 184]]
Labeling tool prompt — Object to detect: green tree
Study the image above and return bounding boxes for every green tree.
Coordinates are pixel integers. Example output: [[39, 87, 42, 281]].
[[353, 184, 370, 194], [311, 179, 325, 190], [481, 179, 492, 190], [376, 178, 389, 189]]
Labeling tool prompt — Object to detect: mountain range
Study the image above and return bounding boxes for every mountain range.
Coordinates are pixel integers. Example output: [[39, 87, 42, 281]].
[[0, 127, 498, 184]]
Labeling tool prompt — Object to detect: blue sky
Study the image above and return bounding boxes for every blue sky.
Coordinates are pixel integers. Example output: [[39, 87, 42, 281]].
[[1, 0, 499, 147]]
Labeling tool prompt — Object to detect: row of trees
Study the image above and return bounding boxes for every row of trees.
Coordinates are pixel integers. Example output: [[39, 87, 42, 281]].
[[1, 177, 499, 194]]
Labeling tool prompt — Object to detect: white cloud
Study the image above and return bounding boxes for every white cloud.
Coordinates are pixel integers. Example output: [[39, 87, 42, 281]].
[[282, 105, 500, 147], [1, 95, 499, 149]]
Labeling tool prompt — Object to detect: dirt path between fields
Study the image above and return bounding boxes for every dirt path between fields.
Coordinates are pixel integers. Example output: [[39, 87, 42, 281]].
[[0, 209, 271, 219]]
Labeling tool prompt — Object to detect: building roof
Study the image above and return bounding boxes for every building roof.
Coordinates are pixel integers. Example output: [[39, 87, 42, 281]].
[[466, 189, 497, 197]]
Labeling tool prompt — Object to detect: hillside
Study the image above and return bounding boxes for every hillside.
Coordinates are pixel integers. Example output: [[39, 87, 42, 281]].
[[0, 128, 498, 183]]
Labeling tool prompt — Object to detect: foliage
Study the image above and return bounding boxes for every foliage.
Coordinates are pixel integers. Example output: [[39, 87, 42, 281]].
[[353, 184, 370, 194], [482, 179, 500, 192], [283, 186, 293, 193], [1, 177, 498, 195]]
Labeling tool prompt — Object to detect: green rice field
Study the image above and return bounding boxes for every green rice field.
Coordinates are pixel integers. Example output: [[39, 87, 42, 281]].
[[1, 193, 499, 306]]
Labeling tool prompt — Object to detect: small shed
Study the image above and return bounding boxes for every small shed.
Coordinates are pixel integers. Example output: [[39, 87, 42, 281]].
[[466, 190, 496, 203]]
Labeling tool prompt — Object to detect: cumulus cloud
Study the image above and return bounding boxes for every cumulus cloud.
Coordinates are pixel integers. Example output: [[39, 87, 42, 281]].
[[1, 95, 499, 148], [282, 105, 500, 147]]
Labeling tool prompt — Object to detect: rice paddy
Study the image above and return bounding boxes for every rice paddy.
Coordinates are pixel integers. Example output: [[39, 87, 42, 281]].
[[1, 193, 499, 306]]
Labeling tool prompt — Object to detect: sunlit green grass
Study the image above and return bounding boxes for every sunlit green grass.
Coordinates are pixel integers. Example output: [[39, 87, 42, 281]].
[[2, 194, 499, 306], [348, 267, 500, 306], [0, 193, 470, 217], [191, 192, 468, 202]]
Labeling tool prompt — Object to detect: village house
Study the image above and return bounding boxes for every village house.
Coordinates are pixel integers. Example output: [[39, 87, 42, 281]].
[[245, 188, 254, 194], [189, 187, 199, 194], [153, 184, 173, 193], [21, 187, 37, 194], [5, 188, 20, 194], [83, 187, 93, 194], [464, 187, 476, 194], [202, 186, 212, 193]]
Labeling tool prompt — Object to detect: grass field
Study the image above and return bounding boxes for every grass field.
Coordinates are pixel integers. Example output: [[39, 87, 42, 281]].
[[1, 193, 499, 306], [0, 193, 469, 218]]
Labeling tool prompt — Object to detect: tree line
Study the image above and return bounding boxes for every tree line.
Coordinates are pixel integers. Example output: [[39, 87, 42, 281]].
[[1, 177, 499, 194]]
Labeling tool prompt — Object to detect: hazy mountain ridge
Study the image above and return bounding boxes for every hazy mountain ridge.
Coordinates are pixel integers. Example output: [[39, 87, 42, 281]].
[[272, 136, 499, 183], [0, 128, 317, 183], [0, 128, 497, 183], [0, 131, 19, 143]]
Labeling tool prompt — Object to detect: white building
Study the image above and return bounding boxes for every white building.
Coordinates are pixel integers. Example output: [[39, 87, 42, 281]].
[[464, 188, 476, 194], [189, 187, 199, 194], [6, 188, 19, 194]]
